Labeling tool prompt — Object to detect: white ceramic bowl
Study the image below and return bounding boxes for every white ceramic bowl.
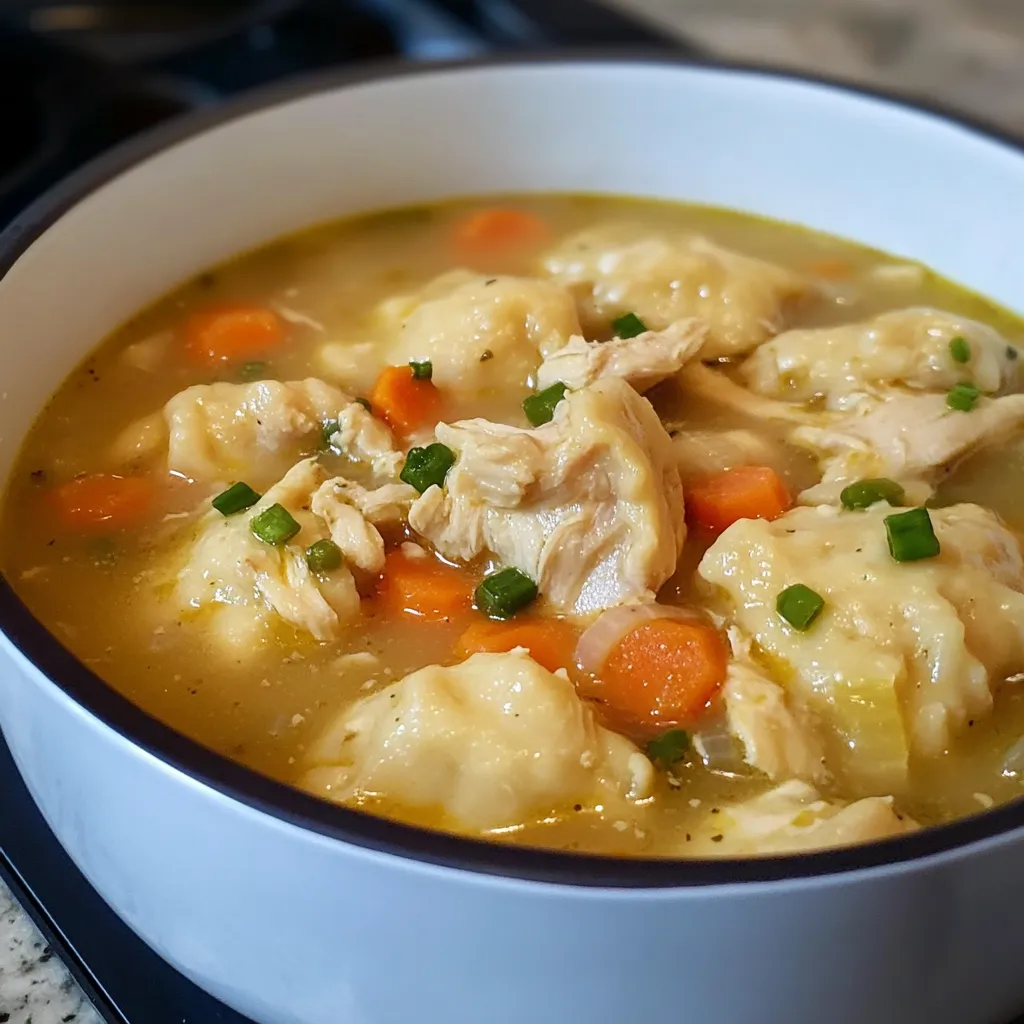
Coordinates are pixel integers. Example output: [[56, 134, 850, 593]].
[[1, 57, 1023, 1024]]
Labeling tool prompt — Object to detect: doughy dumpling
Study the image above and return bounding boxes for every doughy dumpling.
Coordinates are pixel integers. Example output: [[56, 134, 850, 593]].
[[301, 650, 654, 833], [408, 378, 685, 616], [743, 308, 1019, 411], [684, 781, 915, 857], [542, 224, 810, 358], [535, 317, 706, 393], [698, 503, 1024, 780]]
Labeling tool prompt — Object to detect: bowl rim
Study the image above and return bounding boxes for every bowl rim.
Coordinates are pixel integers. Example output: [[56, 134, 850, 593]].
[[3, 50, 1024, 890]]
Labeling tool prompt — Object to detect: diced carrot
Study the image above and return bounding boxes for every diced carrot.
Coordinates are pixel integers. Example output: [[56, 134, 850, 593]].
[[454, 617, 579, 674], [807, 257, 853, 279], [597, 617, 728, 729], [452, 208, 550, 255], [687, 465, 791, 534], [378, 549, 474, 621], [184, 303, 286, 365], [51, 474, 156, 531], [370, 365, 442, 436]]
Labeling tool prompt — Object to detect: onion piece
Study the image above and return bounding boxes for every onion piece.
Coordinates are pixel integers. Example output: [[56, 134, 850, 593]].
[[574, 603, 700, 676], [693, 714, 753, 778]]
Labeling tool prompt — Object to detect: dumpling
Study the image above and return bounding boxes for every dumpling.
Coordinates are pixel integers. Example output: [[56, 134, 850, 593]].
[[698, 503, 1024, 780], [542, 224, 811, 358], [742, 308, 1019, 411], [684, 781, 915, 857], [301, 649, 654, 833], [535, 317, 706, 393], [408, 377, 685, 616]]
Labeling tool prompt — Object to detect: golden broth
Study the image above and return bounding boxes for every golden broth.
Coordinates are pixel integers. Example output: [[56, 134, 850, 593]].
[[4, 194, 1024, 857]]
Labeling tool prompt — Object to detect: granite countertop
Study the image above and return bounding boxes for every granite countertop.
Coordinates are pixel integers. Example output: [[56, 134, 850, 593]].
[[3, 1, 1023, 1021]]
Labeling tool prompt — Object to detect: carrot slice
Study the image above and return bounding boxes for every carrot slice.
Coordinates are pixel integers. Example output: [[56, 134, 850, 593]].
[[687, 465, 791, 534], [185, 303, 286, 365], [378, 549, 474, 621], [807, 257, 853, 279], [598, 617, 728, 729], [370, 365, 442, 436], [452, 208, 550, 255], [51, 474, 156, 531], [454, 617, 579, 674]]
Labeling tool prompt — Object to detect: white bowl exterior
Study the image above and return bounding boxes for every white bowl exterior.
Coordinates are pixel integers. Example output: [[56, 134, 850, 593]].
[[1, 61, 1024, 1023]]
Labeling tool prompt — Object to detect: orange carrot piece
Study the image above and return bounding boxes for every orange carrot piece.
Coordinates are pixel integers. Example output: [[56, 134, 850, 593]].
[[687, 465, 791, 534], [807, 257, 853, 279], [452, 208, 550, 254], [598, 617, 728, 728], [185, 303, 286, 365], [51, 474, 156, 531], [378, 549, 474, 621], [370, 365, 442, 436], [454, 617, 579, 674]]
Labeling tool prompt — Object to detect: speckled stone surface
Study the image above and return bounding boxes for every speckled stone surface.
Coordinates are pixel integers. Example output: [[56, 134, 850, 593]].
[[3, 1, 1024, 1020]]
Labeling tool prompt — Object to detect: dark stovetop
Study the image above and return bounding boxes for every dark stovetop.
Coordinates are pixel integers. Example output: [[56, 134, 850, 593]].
[[0, 4, 691, 1021]]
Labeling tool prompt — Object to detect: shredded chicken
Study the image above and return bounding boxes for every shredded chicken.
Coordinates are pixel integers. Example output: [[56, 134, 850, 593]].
[[535, 317, 706, 393], [408, 378, 685, 616], [324, 401, 405, 481], [542, 224, 810, 358], [301, 650, 654, 833], [743, 308, 1019, 411]]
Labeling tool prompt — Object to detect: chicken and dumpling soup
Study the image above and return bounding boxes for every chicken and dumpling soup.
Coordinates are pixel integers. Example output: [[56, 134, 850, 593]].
[[7, 195, 1024, 859]]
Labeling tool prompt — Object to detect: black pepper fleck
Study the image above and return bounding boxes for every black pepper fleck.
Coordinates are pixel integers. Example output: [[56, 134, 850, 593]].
[[479, 349, 494, 362], [573, 804, 582, 812], [711, 834, 724, 843]]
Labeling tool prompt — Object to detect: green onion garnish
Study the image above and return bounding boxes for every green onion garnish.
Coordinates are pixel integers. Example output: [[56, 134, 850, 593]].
[[212, 482, 261, 516], [885, 507, 940, 563], [354, 397, 372, 411], [776, 584, 825, 631], [840, 478, 906, 511], [523, 382, 568, 427], [250, 503, 301, 546], [475, 567, 538, 619], [239, 361, 268, 381], [947, 382, 981, 412], [305, 539, 342, 572], [410, 360, 433, 380], [612, 312, 648, 339], [400, 443, 456, 494], [949, 337, 970, 364], [321, 419, 339, 449], [646, 729, 690, 767]]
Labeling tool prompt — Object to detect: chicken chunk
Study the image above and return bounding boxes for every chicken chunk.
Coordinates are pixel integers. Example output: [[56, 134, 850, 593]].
[[535, 317, 706, 393], [170, 459, 360, 648], [698, 504, 1024, 777], [408, 378, 685, 616], [723, 660, 828, 785], [323, 401, 405, 481], [301, 650, 654, 833], [542, 224, 810, 359], [319, 270, 580, 396], [685, 781, 915, 857], [742, 308, 1019, 411], [795, 390, 1024, 505]]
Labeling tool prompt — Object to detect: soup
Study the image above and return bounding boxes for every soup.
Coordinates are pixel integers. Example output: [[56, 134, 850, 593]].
[[5, 194, 1024, 859]]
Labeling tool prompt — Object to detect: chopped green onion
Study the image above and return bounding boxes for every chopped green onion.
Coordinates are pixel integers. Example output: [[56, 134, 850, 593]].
[[946, 382, 981, 412], [305, 539, 342, 572], [400, 443, 456, 494], [250, 503, 301, 546], [776, 584, 825, 631], [523, 382, 568, 427], [646, 729, 690, 767], [885, 507, 940, 563], [410, 360, 433, 380], [238, 361, 268, 381], [475, 567, 538, 619], [212, 482, 261, 516], [840, 478, 906, 511], [612, 312, 648, 339], [1007, 346, 1019, 361], [949, 337, 970, 364], [321, 419, 339, 449], [354, 397, 372, 411]]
